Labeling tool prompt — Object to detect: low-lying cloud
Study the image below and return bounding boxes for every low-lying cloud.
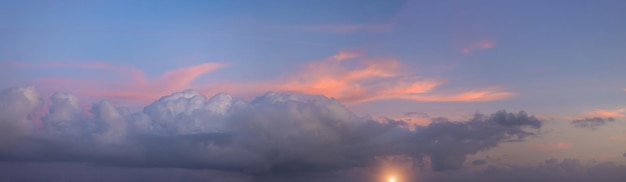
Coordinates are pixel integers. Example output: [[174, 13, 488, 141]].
[[571, 117, 616, 130], [0, 86, 542, 178]]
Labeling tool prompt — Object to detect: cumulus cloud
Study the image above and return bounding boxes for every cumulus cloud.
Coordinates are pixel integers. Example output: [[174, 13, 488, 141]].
[[43, 92, 84, 135], [471, 159, 487, 166], [0, 86, 39, 150], [571, 117, 616, 130], [0, 86, 542, 178]]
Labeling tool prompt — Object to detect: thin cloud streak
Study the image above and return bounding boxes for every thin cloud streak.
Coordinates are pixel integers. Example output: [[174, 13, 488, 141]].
[[584, 108, 626, 118], [202, 51, 513, 103], [528, 142, 573, 151], [462, 40, 495, 55]]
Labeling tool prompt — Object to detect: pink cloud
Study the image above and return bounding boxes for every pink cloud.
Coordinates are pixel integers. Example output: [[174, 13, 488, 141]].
[[528, 142, 573, 151], [462, 40, 495, 54], [13, 51, 512, 105], [583, 108, 626, 118], [10, 61, 225, 104], [201, 51, 513, 103], [86, 63, 225, 103]]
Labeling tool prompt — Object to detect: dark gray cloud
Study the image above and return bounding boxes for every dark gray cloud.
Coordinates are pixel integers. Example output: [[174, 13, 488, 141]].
[[571, 117, 616, 129], [471, 159, 487, 166], [404, 111, 430, 118], [2, 158, 625, 182], [418, 158, 626, 182], [0, 162, 250, 182], [0, 87, 548, 180]]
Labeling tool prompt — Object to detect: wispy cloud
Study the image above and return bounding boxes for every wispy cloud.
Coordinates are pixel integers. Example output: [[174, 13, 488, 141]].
[[528, 142, 573, 151], [201, 51, 513, 103], [7, 51, 512, 104], [462, 40, 495, 55], [6, 61, 225, 104], [86, 62, 225, 103], [583, 108, 626, 118]]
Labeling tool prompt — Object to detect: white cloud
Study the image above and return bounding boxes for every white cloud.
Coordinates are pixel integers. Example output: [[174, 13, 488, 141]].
[[0, 87, 543, 176], [0, 86, 40, 149]]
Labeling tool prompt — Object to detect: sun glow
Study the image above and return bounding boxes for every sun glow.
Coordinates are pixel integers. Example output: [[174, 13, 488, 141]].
[[388, 176, 396, 182]]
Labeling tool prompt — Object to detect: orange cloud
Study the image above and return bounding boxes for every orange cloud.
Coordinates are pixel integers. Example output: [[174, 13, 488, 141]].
[[201, 51, 513, 103], [528, 142, 573, 151], [280, 53, 509, 103], [15, 51, 511, 105], [462, 40, 495, 54], [583, 108, 626, 118]]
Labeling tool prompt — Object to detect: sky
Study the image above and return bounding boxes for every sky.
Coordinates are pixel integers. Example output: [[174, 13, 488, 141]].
[[1, 0, 626, 181]]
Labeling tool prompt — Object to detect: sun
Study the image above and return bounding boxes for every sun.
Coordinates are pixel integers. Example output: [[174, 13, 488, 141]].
[[388, 176, 396, 182]]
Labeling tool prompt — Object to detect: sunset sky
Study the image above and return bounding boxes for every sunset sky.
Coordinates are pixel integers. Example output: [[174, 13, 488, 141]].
[[1, 0, 626, 181]]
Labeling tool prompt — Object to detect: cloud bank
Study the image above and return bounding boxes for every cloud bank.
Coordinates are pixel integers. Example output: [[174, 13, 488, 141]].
[[0, 86, 547, 181]]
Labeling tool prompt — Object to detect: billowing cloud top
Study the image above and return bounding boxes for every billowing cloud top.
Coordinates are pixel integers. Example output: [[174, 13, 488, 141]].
[[0, 86, 542, 176]]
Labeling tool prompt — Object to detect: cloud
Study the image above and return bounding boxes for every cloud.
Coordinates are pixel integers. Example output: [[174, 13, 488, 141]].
[[2, 158, 625, 182], [202, 51, 513, 103], [9, 62, 226, 104], [462, 40, 495, 55], [471, 159, 487, 166], [0, 162, 251, 182], [86, 62, 225, 103], [0, 86, 541, 177], [0, 86, 40, 150], [7, 51, 512, 104], [528, 142, 573, 151], [571, 117, 616, 130], [385, 111, 432, 126], [584, 108, 626, 118], [417, 158, 626, 182]]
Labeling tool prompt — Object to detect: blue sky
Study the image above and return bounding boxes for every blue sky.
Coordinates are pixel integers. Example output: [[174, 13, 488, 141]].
[[1, 0, 626, 181]]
